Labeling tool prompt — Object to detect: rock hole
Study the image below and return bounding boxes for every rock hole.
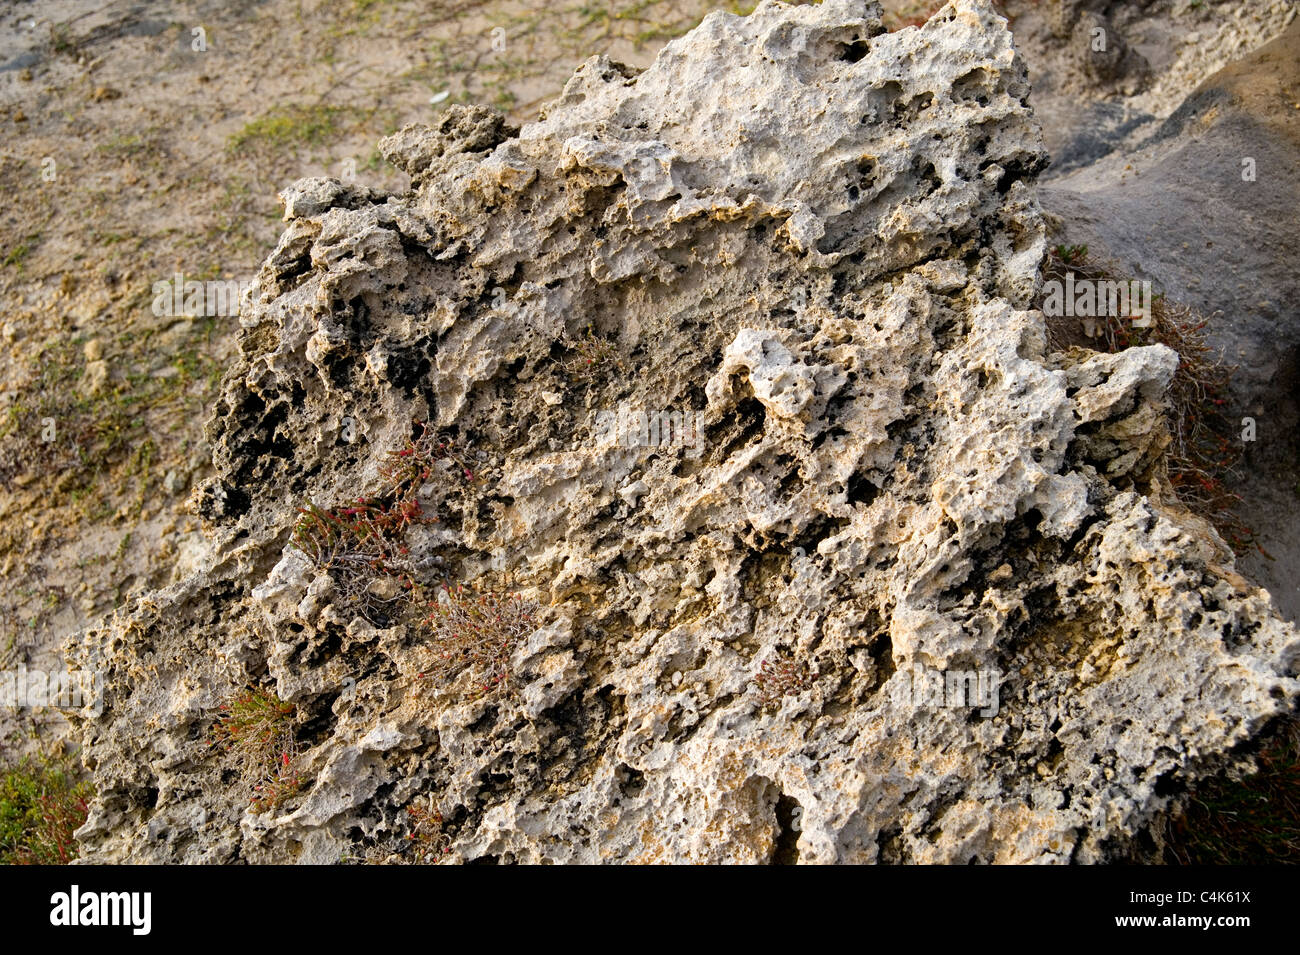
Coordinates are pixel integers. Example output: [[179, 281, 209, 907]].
[[837, 39, 870, 63], [617, 764, 646, 797], [846, 470, 878, 508], [772, 793, 801, 864], [952, 67, 991, 105]]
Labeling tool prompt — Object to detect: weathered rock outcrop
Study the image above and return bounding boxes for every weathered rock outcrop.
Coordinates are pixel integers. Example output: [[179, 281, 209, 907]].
[[1038, 15, 1300, 621], [65, 0, 1298, 863], [1020, 0, 1297, 174]]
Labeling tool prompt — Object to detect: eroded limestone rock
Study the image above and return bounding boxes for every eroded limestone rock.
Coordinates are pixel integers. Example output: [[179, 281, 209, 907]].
[[65, 0, 1298, 864]]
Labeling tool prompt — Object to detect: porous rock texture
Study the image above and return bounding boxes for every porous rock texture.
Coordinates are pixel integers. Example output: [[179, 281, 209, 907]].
[[66, 0, 1299, 863]]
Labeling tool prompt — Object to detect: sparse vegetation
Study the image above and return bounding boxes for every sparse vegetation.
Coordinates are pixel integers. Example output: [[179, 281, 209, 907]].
[[0, 755, 91, 864], [47, 21, 77, 56], [0, 324, 220, 524], [2, 233, 38, 270], [752, 655, 816, 711], [227, 104, 358, 155], [416, 584, 539, 700], [1040, 244, 1257, 554], [1163, 718, 1300, 864], [291, 498, 427, 623], [561, 325, 627, 381], [404, 798, 453, 862], [0, 338, 141, 492], [209, 687, 303, 814], [291, 423, 472, 624], [293, 424, 539, 697], [379, 422, 476, 494]]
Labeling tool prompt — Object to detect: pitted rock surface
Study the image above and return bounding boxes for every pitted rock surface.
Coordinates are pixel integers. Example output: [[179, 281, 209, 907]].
[[66, 0, 1299, 864]]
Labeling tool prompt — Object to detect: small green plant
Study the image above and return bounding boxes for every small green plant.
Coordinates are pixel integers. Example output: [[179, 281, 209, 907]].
[[48, 21, 76, 55], [227, 104, 356, 155], [292, 423, 474, 624], [1052, 243, 1088, 266], [752, 655, 815, 711], [0, 755, 91, 864], [560, 326, 626, 381], [378, 422, 476, 494], [404, 797, 452, 863], [210, 687, 303, 814], [2, 234, 38, 270], [416, 585, 539, 700]]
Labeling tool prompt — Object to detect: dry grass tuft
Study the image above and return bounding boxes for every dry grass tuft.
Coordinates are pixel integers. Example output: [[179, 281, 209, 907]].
[[1039, 245, 1259, 555]]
